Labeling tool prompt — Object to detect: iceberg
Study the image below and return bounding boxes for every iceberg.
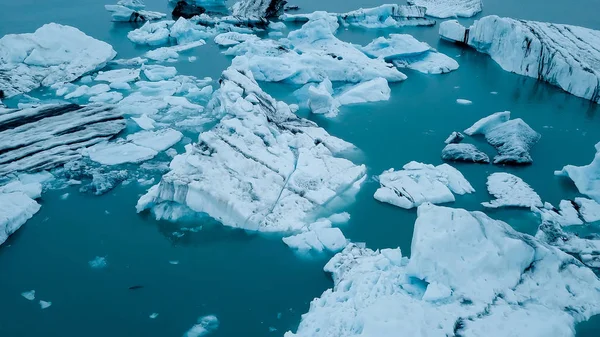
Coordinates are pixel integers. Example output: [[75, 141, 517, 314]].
[[441, 143, 490, 163], [360, 34, 459, 74], [0, 104, 125, 176], [230, 0, 286, 22], [439, 16, 600, 103], [374, 161, 474, 209], [465, 111, 540, 165], [282, 220, 348, 254], [143, 65, 178, 81], [105, 0, 166, 22], [287, 203, 600, 337], [407, 0, 482, 18], [336, 78, 391, 105], [0, 180, 42, 246], [575, 197, 600, 223], [555, 142, 600, 203], [214, 32, 259, 46], [307, 79, 339, 116], [137, 67, 366, 232], [184, 315, 219, 337], [482, 172, 543, 208], [0, 23, 116, 98], [444, 131, 464, 144], [533, 201, 584, 227], [95, 68, 141, 83]]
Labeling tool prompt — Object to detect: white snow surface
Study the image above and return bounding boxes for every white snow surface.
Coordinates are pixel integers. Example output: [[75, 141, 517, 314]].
[[482, 172, 543, 208], [95, 68, 141, 83], [0, 23, 116, 97], [575, 197, 600, 223], [287, 203, 600, 337], [336, 78, 391, 105], [0, 181, 41, 246], [104, 1, 166, 22], [407, 0, 482, 18], [555, 142, 600, 203], [374, 161, 474, 209]]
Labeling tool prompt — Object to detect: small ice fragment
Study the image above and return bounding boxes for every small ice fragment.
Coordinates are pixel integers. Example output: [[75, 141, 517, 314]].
[[189, 56, 197, 62], [184, 315, 219, 337], [277, 312, 282, 319], [328, 212, 350, 224], [22, 290, 35, 301], [105, 210, 110, 215], [169, 260, 180, 265], [89, 256, 107, 269], [150, 313, 159, 319], [39, 300, 52, 309], [60, 193, 69, 200], [490, 91, 498, 94], [173, 232, 184, 238], [269, 327, 277, 332], [456, 99, 472, 105]]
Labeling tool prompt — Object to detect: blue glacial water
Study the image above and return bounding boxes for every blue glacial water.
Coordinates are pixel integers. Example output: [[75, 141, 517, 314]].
[[1, 0, 600, 336]]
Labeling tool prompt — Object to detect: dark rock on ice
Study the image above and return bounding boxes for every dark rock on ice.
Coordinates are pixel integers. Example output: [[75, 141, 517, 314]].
[[172, 1, 206, 19]]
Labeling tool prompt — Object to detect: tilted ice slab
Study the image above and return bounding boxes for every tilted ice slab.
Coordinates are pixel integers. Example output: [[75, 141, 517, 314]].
[[361, 34, 459, 74], [407, 0, 482, 18], [230, 0, 286, 22], [465, 111, 540, 164], [105, 0, 166, 22], [482, 172, 542, 208], [145, 40, 206, 62], [0, 180, 42, 246], [229, 12, 407, 84], [137, 67, 366, 232], [535, 198, 600, 226], [374, 161, 474, 209], [439, 16, 600, 103], [0, 23, 116, 98], [441, 143, 489, 163], [0, 104, 126, 176], [282, 5, 435, 29], [555, 142, 600, 203], [287, 203, 600, 337]]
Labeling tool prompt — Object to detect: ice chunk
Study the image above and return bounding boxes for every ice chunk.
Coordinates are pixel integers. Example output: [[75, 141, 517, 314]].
[[145, 40, 206, 62], [374, 162, 474, 209], [307, 79, 339, 116], [334, 5, 434, 28], [407, 0, 482, 18], [441, 143, 490, 163], [439, 16, 600, 103], [87, 141, 158, 165], [230, 0, 285, 22], [184, 315, 219, 337], [0, 24, 116, 97], [21, 290, 35, 301], [143, 65, 177, 81], [0, 190, 40, 246], [214, 32, 259, 46], [328, 212, 350, 224], [0, 180, 42, 199], [575, 198, 600, 223], [95, 68, 141, 83], [336, 78, 390, 105], [464, 111, 511, 136], [456, 98, 472, 105], [126, 128, 183, 152], [39, 300, 52, 309], [90, 91, 124, 104], [0, 104, 125, 176], [482, 172, 542, 208], [105, 3, 166, 22], [533, 201, 584, 227], [127, 20, 175, 46], [444, 131, 464, 144], [283, 226, 347, 253], [132, 114, 156, 130], [555, 143, 600, 203], [88, 256, 108, 269]]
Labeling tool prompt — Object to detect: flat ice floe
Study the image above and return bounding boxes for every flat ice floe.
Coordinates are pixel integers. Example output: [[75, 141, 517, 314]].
[[555, 142, 600, 203], [374, 162, 474, 209], [286, 203, 600, 337], [0, 180, 42, 246], [482, 172, 542, 208], [360, 34, 459, 74], [0, 104, 125, 176], [464, 111, 540, 165], [105, 0, 166, 22], [137, 67, 366, 232], [439, 16, 600, 103], [441, 143, 489, 163], [0, 23, 116, 97], [407, 0, 482, 18]]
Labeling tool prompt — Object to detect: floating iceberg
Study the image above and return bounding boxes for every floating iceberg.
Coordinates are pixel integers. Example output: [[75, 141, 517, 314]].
[[575, 197, 600, 223], [360, 34, 459, 74], [172, 0, 206, 19], [465, 111, 540, 165], [95, 68, 141, 83], [287, 203, 600, 337], [231, 0, 286, 22], [105, 0, 166, 22], [143, 65, 178, 81], [137, 67, 366, 232], [0, 104, 125, 176], [283, 220, 348, 254], [444, 131, 464, 144], [482, 172, 542, 208], [555, 142, 600, 203], [184, 315, 219, 337], [407, 0, 482, 18], [441, 143, 489, 163], [307, 79, 339, 116], [0, 180, 42, 246], [533, 201, 584, 227], [336, 78, 391, 105], [0, 23, 116, 97], [374, 162, 474, 209], [439, 16, 600, 103], [214, 32, 259, 46]]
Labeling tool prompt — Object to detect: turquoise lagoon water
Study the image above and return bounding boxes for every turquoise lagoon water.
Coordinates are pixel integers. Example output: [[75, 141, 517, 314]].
[[1, 0, 600, 336]]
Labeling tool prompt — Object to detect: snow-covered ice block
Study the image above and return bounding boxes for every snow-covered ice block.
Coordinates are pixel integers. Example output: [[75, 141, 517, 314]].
[[482, 172, 542, 208], [374, 161, 474, 209], [95, 68, 140, 83], [132, 114, 156, 130], [0, 104, 125, 176], [407, 0, 482, 18], [336, 78, 391, 105], [456, 98, 472, 105], [105, 1, 166, 22], [231, 0, 286, 22], [143, 65, 177, 81], [137, 67, 366, 232], [0, 189, 41, 246], [87, 141, 158, 165], [184, 315, 219, 337], [0, 24, 116, 97], [126, 128, 183, 152], [444, 131, 464, 144], [464, 111, 510, 135], [555, 143, 600, 203], [338, 5, 435, 28], [441, 143, 489, 163], [127, 20, 175, 46], [286, 203, 600, 337], [575, 197, 600, 223], [283, 227, 347, 253], [307, 79, 339, 116], [439, 16, 600, 103], [89, 91, 124, 104], [533, 201, 584, 227], [145, 40, 206, 62]]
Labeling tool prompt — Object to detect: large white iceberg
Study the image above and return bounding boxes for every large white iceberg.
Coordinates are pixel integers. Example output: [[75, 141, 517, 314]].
[[0, 23, 116, 97], [482, 172, 543, 208], [136, 67, 366, 232], [439, 16, 600, 103], [407, 0, 482, 18], [374, 161, 474, 209], [286, 203, 600, 337], [555, 142, 600, 203], [0, 180, 42, 246]]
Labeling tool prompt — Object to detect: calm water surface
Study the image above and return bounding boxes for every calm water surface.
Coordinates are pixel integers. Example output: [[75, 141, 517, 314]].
[[1, 0, 600, 336]]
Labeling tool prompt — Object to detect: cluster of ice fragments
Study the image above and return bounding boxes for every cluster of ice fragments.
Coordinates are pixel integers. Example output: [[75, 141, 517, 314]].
[[440, 16, 600, 103], [374, 161, 474, 209], [137, 67, 366, 233], [105, 0, 166, 22], [0, 23, 116, 97], [286, 203, 600, 337]]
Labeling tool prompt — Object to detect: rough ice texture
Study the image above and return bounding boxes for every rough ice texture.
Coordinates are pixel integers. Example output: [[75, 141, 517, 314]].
[[444, 131, 464, 144], [576, 197, 600, 223], [374, 161, 474, 209], [439, 16, 600, 103], [105, 0, 166, 22], [230, 0, 286, 22], [0, 23, 116, 97], [482, 172, 542, 208], [0, 104, 125, 176], [555, 142, 600, 203], [282, 220, 347, 254], [184, 315, 219, 337], [336, 78, 390, 105], [229, 12, 407, 84], [533, 201, 584, 227], [465, 111, 540, 165], [287, 203, 600, 337], [441, 143, 490, 163], [137, 67, 366, 232], [307, 79, 339, 116], [361, 34, 458, 74], [407, 0, 482, 18], [0, 180, 42, 245]]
